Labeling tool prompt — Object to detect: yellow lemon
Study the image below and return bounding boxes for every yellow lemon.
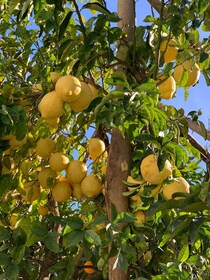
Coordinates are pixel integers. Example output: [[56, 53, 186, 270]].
[[133, 210, 146, 226], [52, 180, 72, 202], [162, 177, 190, 200], [50, 72, 62, 84], [173, 60, 200, 87], [1, 158, 16, 174], [55, 75, 81, 102], [35, 138, 56, 158], [9, 135, 27, 149], [38, 205, 48, 216], [66, 160, 87, 184], [38, 167, 57, 188], [70, 81, 92, 112], [44, 117, 60, 128], [87, 83, 99, 100], [49, 152, 69, 172], [72, 183, 84, 200], [140, 154, 172, 185], [160, 38, 178, 63], [88, 138, 106, 161], [144, 250, 152, 265], [8, 213, 19, 228], [32, 83, 42, 93], [22, 181, 41, 203], [81, 173, 103, 198], [156, 72, 176, 100], [38, 90, 64, 119]]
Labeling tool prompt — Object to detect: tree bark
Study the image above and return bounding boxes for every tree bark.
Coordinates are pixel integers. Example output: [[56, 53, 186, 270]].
[[105, 1, 134, 279], [105, 129, 131, 280]]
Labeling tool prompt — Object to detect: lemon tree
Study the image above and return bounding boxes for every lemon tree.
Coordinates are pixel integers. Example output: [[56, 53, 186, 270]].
[[0, 1, 210, 280]]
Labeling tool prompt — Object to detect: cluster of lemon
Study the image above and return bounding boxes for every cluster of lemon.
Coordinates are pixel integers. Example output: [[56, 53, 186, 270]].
[[156, 38, 200, 100], [127, 154, 190, 226], [0, 135, 107, 228], [35, 136, 107, 204], [38, 73, 99, 128]]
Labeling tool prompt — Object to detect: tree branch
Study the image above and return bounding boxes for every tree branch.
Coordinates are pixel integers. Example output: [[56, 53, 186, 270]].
[[147, 0, 171, 15], [187, 134, 210, 161], [186, 118, 210, 141]]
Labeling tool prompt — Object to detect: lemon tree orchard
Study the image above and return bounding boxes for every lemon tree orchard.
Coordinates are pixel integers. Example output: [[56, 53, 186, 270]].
[[0, 0, 210, 279]]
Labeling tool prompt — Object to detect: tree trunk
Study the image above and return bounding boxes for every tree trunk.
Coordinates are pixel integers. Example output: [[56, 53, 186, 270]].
[[105, 1, 135, 279], [106, 129, 131, 280]]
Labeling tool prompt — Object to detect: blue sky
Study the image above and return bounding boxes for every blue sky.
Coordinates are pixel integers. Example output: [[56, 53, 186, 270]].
[[104, 0, 210, 148]]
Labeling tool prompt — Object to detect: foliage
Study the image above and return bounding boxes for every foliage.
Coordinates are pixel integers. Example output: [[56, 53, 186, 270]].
[[0, 0, 210, 279]]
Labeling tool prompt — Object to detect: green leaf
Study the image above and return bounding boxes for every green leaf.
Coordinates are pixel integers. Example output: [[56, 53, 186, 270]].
[[43, 233, 60, 253], [160, 216, 192, 246], [12, 244, 25, 264], [199, 52, 209, 63], [0, 227, 11, 242], [6, 264, 19, 280], [147, 200, 183, 218], [82, 2, 121, 22], [198, 120, 207, 140], [113, 212, 135, 224], [178, 243, 189, 262], [58, 11, 73, 41], [9, 0, 20, 14], [0, 253, 11, 265], [66, 216, 84, 230], [113, 251, 128, 272], [136, 134, 158, 143], [84, 230, 101, 246], [198, 0, 210, 13], [63, 230, 84, 248], [33, 0, 41, 12], [181, 202, 208, 214], [189, 216, 205, 244], [54, 0, 64, 12]]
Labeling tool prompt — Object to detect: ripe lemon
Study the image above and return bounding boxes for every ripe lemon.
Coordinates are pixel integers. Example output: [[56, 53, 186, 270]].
[[101, 164, 107, 175], [9, 135, 27, 149], [130, 193, 142, 205], [70, 81, 92, 112], [144, 250, 152, 265], [8, 213, 19, 229], [88, 138, 106, 161], [1, 158, 16, 175], [49, 152, 69, 172], [81, 173, 103, 198], [22, 181, 41, 203], [35, 138, 56, 158], [32, 83, 42, 93], [38, 167, 57, 188], [160, 38, 178, 63], [162, 177, 190, 200], [133, 210, 146, 226], [44, 117, 60, 128], [72, 183, 84, 200], [173, 60, 200, 87], [140, 154, 172, 185], [66, 160, 87, 184], [38, 205, 48, 216], [156, 72, 176, 100], [55, 75, 81, 102], [38, 90, 64, 119], [87, 83, 99, 100], [84, 260, 95, 275], [126, 176, 144, 191], [50, 72, 62, 84], [151, 185, 162, 196], [52, 180, 72, 202]]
